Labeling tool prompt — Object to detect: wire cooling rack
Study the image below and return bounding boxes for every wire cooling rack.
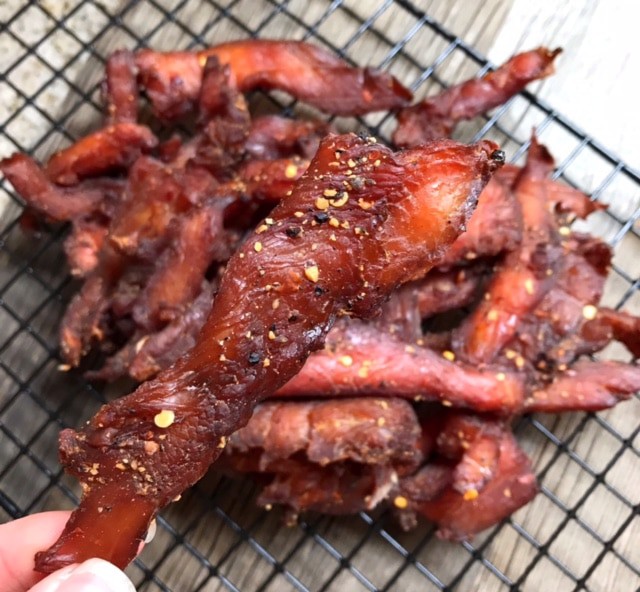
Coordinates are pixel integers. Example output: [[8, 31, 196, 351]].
[[1, 1, 639, 590]]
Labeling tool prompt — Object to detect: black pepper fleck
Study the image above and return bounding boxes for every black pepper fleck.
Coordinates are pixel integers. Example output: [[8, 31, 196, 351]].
[[248, 352, 262, 365], [491, 149, 506, 164], [351, 176, 365, 190], [313, 212, 330, 224], [314, 286, 325, 296], [285, 226, 302, 238]]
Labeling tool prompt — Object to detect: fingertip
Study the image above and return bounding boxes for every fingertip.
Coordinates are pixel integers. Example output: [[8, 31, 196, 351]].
[[28, 558, 135, 592], [0, 511, 73, 592]]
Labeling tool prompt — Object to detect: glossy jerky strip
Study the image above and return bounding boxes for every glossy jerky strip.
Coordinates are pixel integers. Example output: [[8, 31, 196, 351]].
[[103, 50, 139, 124], [397, 429, 537, 540], [438, 175, 522, 266], [36, 134, 501, 572], [499, 233, 611, 373], [0, 154, 112, 221], [415, 265, 486, 319], [131, 201, 231, 330], [526, 360, 640, 412], [245, 115, 332, 160], [226, 398, 423, 472], [394, 47, 560, 147], [46, 123, 157, 186], [276, 321, 524, 413], [135, 40, 412, 120], [453, 136, 561, 364], [63, 219, 108, 277], [256, 460, 397, 519]]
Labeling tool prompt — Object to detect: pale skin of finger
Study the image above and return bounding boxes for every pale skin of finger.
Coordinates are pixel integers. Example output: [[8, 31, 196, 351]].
[[28, 558, 136, 592], [0, 512, 71, 592]]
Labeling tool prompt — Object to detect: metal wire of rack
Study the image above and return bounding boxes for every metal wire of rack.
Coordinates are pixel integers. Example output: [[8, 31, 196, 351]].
[[0, 1, 639, 590]]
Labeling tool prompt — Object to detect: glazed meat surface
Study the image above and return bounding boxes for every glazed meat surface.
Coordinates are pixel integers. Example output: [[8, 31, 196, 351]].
[[226, 398, 423, 472], [135, 40, 412, 120], [276, 320, 524, 413], [453, 137, 561, 364], [393, 47, 560, 147], [3, 38, 639, 569], [35, 134, 500, 572]]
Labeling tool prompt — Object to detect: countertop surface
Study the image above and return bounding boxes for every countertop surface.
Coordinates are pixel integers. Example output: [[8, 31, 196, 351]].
[[0, 1, 638, 591]]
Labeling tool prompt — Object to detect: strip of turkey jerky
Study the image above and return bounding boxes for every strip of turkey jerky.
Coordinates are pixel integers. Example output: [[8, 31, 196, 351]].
[[135, 40, 412, 120], [225, 398, 423, 474], [452, 136, 562, 364], [396, 427, 537, 540], [102, 50, 139, 124], [36, 133, 501, 572], [393, 47, 560, 147], [45, 123, 157, 186], [275, 320, 524, 413], [0, 154, 123, 221]]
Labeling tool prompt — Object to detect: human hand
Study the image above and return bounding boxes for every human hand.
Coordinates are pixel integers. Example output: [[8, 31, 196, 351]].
[[0, 512, 135, 592]]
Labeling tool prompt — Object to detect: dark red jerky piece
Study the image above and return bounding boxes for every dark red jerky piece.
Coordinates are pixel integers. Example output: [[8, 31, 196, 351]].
[[499, 233, 611, 374], [108, 157, 218, 259], [135, 40, 412, 121], [276, 320, 524, 414], [256, 460, 398, 517], [393, 47, 561, 147], [36, 133, 500, 572], [0, 153, 113, 221], [103, 50, 139, 124], [545, 180, 605, 220], [434, 413, 505, 495], [59, 275, 108, 367], [135, 50, 203, 121], [87, 282, 217, 382], [246, 115, 332, 160], [399, 430, 537, 541], [439, 175, 522, 266], [526, 360, 640, 413], [45, 123, 158, 186], [586, 308, 640, 358], [453, 136, 562, 364], [223, 397, 423, 518], [414, 265, 487, 319], [227, 398, 423, 472], [179, 56, 252, 176], [63, 219, 109, 277], [375, 283, 423, 343], [131, 202, 232, 331], [239, 157, 309, 203]]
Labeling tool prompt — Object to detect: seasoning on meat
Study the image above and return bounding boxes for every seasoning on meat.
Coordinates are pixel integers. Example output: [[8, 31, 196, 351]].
[[34, 133, 500, 572]]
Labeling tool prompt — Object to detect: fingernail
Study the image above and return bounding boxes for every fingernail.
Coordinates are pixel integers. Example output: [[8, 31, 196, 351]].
[[30, 558, 136, 592], [144, 519, 157, 543]]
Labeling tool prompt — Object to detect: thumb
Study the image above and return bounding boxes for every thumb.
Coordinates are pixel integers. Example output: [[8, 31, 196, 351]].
[[28, 559, 136, 592]]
